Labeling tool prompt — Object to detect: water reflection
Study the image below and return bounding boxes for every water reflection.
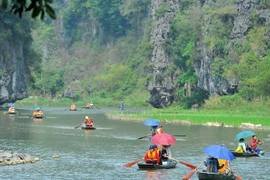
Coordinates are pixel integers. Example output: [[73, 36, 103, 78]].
[[33, 118, 43, 123], [144, 170, 168, 179]]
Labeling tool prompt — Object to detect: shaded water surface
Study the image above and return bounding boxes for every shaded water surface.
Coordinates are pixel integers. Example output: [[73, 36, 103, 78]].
[[0, 107, 269, 180]]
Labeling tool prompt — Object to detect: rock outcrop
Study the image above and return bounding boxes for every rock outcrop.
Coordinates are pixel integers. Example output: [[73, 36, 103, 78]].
[[146, 0, 180, 108], [0, 150, 40, 166], [0, 41, 29, 105]]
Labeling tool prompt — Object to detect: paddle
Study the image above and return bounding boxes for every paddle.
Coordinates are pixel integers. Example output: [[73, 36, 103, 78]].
[[137, 134, 151, 139], [224, 164, 242, 180], [3, 111, 7, 114], [74, 121, 85, 129], [167, 157, 197, 169], [173, 134, 186, 137], [123, 158, 144, 168], [182, 161, 204, 180]]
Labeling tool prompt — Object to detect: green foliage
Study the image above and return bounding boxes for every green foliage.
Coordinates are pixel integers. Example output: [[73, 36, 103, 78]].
[[0, 0, 56, 20], [90, 0, 129, 37], [156, 2, 167, 18], [30, 68, 65, 97]]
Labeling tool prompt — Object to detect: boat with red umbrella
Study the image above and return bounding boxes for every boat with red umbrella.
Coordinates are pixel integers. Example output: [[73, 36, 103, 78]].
[[137, 133, 177, 169]]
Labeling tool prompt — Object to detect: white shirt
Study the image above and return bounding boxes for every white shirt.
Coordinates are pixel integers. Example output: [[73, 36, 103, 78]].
[[163, 147, 172, 157], [238, 142, 247, 152]]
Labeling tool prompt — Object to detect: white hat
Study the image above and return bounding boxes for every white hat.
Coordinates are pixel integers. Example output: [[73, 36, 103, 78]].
[[85, 116, 89, 119]]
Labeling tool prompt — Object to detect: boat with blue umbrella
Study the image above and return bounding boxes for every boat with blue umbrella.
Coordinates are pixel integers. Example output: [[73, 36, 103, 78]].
[[32, 106, 45, 118], [196, 145, 240, 180], [230, 131, 264, 157]]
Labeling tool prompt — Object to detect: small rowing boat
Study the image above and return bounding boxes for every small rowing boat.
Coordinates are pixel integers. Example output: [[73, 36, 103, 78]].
[[137, 159, 177, 169], [230, 150, 264, 157], [8, 110, 16, 114], [81, 125, 96, 130], [197, 171, 236, 180], [33, 114, 44, 118]]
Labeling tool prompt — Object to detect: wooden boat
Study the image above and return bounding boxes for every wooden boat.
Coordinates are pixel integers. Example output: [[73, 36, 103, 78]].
[[137, 159, 177, 169], [197, 171, 236, 180], [33, 114, 44, 118], [230, 150, 264, 157], [8, 110, 16, 114], [83, 106, 93, 109], [81, 125, 96, 130]]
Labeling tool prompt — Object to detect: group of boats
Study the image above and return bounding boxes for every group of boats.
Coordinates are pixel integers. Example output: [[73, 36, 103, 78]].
[[125, 120, 264, 180], [4, 103, 96, 131]]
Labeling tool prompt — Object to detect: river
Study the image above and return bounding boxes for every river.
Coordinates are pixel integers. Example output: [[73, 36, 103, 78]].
[[0, 107, 269, 180]]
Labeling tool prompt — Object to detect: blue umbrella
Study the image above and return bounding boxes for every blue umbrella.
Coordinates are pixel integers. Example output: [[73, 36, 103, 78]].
[[203, 145, 235, 161], [7, 103, 15, 107], [234, 131, 255, 140], [143, 119, 160, 126], [33, 106, 42, 110]]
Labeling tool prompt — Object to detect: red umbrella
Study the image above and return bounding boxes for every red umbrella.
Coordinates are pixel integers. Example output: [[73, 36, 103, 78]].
[[151, 133, 176, 145]]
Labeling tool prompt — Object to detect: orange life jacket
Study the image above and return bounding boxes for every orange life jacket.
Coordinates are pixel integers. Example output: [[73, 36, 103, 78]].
[[147, 149, 159, 160]]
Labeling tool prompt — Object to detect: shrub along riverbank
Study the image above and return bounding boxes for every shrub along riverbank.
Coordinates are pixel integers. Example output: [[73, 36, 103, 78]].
[[13, 96, 270, 128]]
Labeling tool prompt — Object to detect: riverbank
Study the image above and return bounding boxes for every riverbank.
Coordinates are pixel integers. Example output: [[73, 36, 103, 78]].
[[106, 108, 270, 130], [0, 150, 40, 166]]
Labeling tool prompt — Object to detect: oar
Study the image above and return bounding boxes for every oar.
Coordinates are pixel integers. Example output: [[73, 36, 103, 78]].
[[167, 157, 197, 169], [224, 164, 242, 180], [173, 134, 186, 137], [182, 161, 204, 180], [137, 134, 151, 139], [74, 121, 84, 129], [123, 158, 144, 167], [3, 111, 7, 114]]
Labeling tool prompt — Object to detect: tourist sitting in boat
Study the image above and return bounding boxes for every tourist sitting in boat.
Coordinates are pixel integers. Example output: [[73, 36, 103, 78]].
[[70, 103, 76, 110], [218, 159, 230, 174], [84, 116, 94, 126], [161, 145, 172, 161], [151, 126, 158, 136], [155, 125, 163, 135], [86, 103, 91, 107], [235, 138, 247, 153], [8, 106, 15, 112], [250, 135, 263, 154], [33, 110, 44, 117], [204, 156, 224, 173], [144, 145, 161, 165]]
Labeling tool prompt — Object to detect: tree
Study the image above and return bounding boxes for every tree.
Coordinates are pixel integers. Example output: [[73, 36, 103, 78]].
[[1, 0, 56, 20]]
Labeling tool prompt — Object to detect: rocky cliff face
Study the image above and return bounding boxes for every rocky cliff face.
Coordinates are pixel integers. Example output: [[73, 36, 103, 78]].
[[194, 0, 269, 95], [0, 41, 29, 105], [146, 0, 180, 108], [148, 0, 269, 107]]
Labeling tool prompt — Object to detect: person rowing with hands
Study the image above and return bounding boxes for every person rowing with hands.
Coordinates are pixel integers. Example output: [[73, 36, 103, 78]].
[[250, 135, 264, 154]]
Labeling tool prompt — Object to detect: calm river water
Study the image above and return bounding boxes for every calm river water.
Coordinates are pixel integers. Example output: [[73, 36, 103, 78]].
[[0, 107, 269, 180]]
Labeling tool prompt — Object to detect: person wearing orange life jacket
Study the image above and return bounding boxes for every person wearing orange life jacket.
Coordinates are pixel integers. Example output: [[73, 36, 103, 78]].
[[86, 103, 91, 107], [155, 125, 163, 135], [84, 116, 94, 126], [8, 106, 15, 112], [144, 145, 161, 165], [218, 159, 229, 174], [70, 103, 76, 110], [33, 110, 44, 117]]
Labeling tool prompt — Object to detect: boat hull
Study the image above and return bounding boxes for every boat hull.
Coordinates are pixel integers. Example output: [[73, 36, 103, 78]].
[[81, 126, 96, 130], [137, 160, 177, 169], [197, 171, 236, 180], [33, 115, 44, 118], [230, 150, 264, 157], [8, 111, 16, 114], [70, 109, 77, 111]]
